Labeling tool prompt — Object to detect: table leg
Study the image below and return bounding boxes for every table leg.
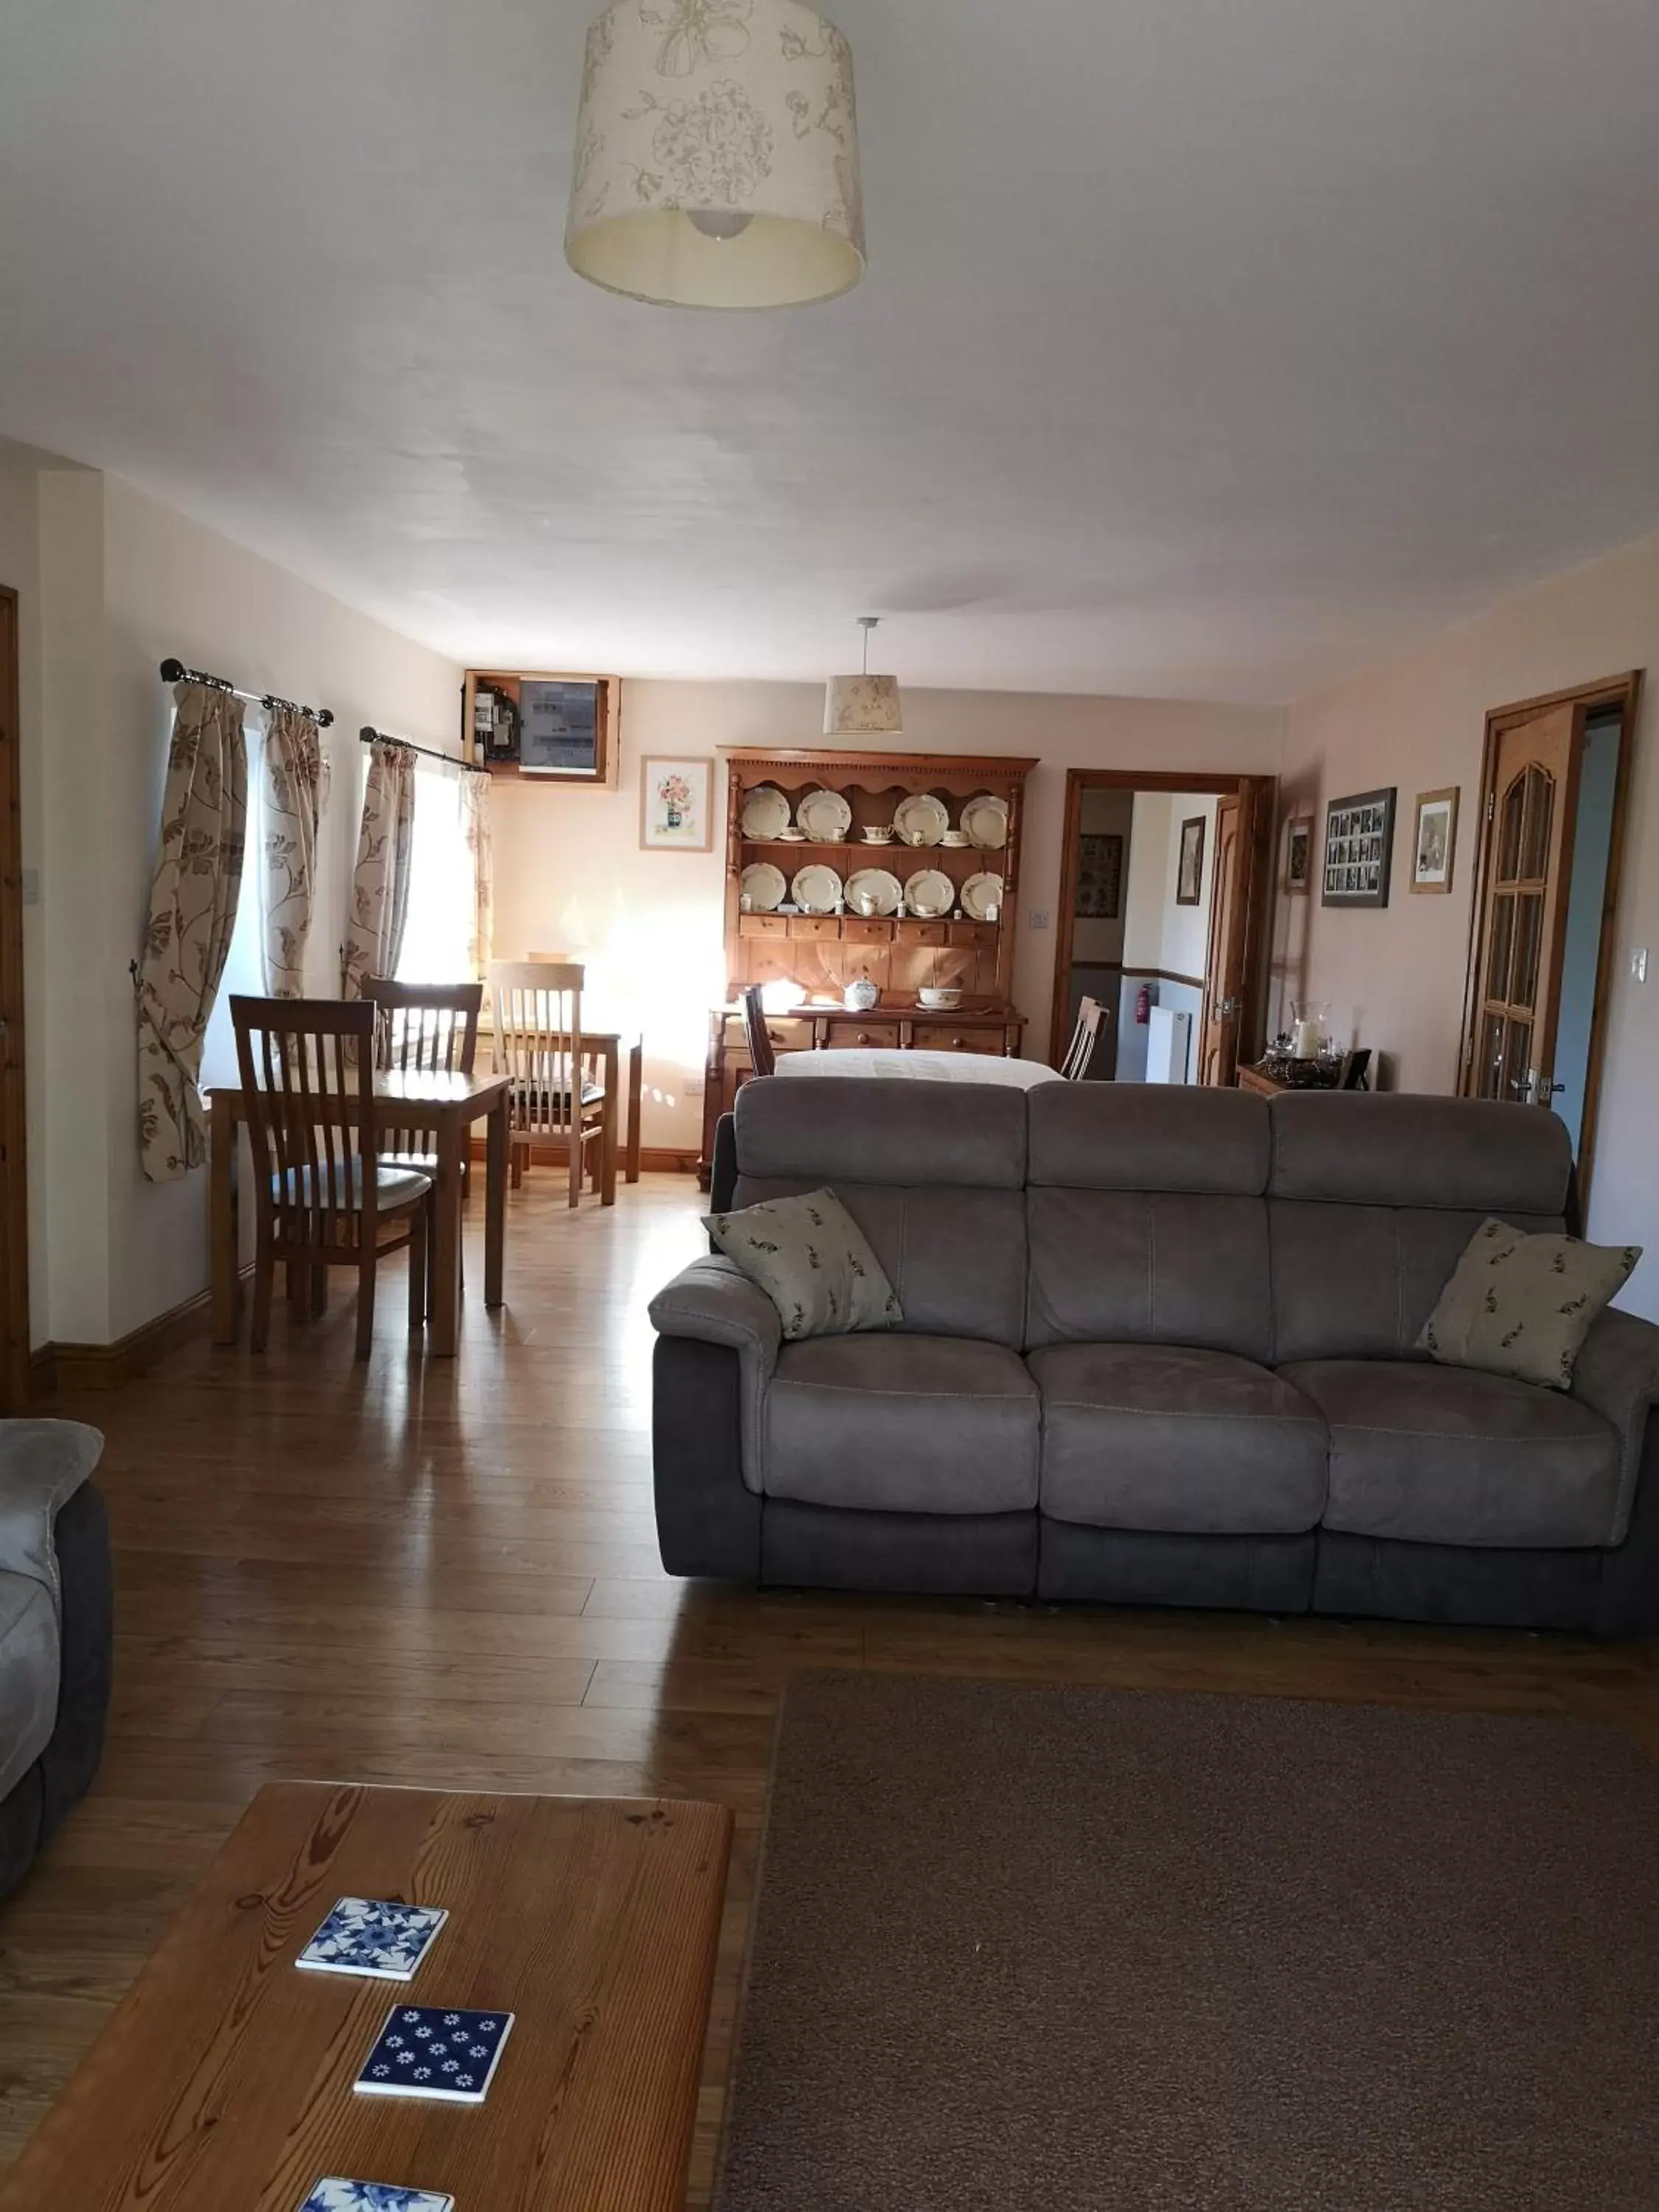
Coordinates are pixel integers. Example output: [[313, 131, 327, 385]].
[[484, 1094, 507, 1309], [430, 1121, 464, 1358], [626, 1039, 643, 1183], [601, 1040, 619, 1206], [210, 1093, 242, 1345]]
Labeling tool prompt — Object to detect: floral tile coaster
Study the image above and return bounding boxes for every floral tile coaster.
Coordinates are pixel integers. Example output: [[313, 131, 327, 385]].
[[296, 1898, 448, 1981], [297, 2184, 454, 2212], [354, 2005, 514, 2105]]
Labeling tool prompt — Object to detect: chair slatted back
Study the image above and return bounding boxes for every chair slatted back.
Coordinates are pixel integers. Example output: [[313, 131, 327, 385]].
[[1060, 995, 1109, 1081], [361, 978, 482, 1156], [740, 985, 776, 1078], [491, 960, 586, 1142], [231, 997, 380, 1248]]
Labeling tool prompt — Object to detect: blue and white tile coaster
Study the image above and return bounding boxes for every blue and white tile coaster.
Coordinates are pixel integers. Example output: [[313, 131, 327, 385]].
[[354, 2004, 514, 2105], [296, 1899, 448, 1981], [296, 2185, 454, 2212]]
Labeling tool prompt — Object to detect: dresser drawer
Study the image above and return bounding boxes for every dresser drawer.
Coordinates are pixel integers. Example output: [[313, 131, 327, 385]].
[[739, 914, 790, 940], [911, 1022, 1006, 1056], [723, 1015, 815, 1055], [841, 918, 894, 946], [788, 915, 842, 942], [824, 1020, 902, 1051]]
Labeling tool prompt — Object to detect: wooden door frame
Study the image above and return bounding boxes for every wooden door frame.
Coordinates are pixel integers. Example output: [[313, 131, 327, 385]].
[[1050, 768, 1278, 1073], [0, 589, 30, 1407], [1457, 668, 1642, 1203]]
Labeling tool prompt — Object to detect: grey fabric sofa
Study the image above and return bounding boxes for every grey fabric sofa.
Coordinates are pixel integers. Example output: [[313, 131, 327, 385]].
[[650, 1082, 1659, 1633], [0, 1421, 111, 1899]]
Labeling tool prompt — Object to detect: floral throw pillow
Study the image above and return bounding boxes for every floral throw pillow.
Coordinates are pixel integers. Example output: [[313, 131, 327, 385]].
[[1418, 1218, 1641, 1391], [703, 1189, 902, 1343]]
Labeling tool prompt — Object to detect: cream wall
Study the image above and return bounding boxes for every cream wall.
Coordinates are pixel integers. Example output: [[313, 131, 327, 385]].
[[1277, 524, 1659, 1319], [10, 455, 462, 1346], [490, 684, 1284, 1148]]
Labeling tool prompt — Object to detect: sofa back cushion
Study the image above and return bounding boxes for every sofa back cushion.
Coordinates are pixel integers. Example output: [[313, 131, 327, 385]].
[[1266, 1094, 1572, 1363], [1026, 1085, 1272, 1357], [732, 1079, 1028, 1347]]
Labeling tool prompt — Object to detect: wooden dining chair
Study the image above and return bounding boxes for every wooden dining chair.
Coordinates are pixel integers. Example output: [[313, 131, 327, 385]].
[[361, 977, 482, 1166], [230, 996, 433, 1360], [490, 960, 608, 1206], [740, 985, 776, 1078], [1060, 995, 1110, 1081]]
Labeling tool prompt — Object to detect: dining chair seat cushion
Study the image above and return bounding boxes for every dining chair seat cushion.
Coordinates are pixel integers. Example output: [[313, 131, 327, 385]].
[[272, 1163, 433, 1210], [512, 1081, 606, 1112]]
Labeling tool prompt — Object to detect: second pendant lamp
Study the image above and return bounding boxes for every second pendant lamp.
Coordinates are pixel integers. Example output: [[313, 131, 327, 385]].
[[824, 616, 902, 737]]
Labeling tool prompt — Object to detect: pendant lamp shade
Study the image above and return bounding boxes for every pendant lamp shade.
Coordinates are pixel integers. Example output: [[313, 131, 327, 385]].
[[566, 1, 866, 311], [824, 616, 902, 736]]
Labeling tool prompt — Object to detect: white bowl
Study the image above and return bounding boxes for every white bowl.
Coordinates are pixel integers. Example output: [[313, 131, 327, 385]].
[[917, 987, 964, 1010]]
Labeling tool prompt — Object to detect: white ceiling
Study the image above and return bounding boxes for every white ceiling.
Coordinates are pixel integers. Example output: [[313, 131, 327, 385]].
[[2, 0, 1658, 703]]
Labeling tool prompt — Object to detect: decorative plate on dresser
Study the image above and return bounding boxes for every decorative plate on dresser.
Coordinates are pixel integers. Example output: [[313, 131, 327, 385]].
[[791, 864, 844, 915], [741, 784, 792, 840], [844, 867, 903, 917], [903, 869, 955, 919], [740, 862, 787, 913], [893, 793, 950, 846], [961, 871, 1005, 922], [798, 787, 853, 843], [962, 794, 1009, 849]]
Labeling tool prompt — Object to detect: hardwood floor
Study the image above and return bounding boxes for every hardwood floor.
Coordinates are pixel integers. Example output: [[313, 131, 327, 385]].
[[4, 1169, 1658, 2199]]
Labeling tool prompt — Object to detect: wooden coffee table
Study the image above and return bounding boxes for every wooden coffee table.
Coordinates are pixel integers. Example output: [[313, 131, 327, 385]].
[[0, 1784, 732, 2212]]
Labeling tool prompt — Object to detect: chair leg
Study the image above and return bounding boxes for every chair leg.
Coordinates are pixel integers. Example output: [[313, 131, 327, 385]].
[[510, 1136, 524, 1191], [568, 1130, 582, 1208], [251, 1234, 275, 1354], [355, 1245, 377, 1362], [408, 1206, 428, 1335], [287, 1259, 307, 1314], [309, 1265, 329, 1318]]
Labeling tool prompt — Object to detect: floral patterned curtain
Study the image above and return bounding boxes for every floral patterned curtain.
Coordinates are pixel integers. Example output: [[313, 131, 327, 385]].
[[460, 768, 493, 981], [136, 682, 248, 1180], [341, 738, 416, 996], [260, 706, 330, 997]]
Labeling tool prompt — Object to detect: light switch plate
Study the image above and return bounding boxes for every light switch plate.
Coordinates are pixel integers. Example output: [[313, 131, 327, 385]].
[[1029, 909, 1051, 932], [1632, 947, 1649, 984]]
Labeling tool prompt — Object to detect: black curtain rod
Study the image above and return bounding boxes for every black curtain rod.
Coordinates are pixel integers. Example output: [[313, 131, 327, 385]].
[[360, 724, 489, 775], [159, 657, 335, 728]]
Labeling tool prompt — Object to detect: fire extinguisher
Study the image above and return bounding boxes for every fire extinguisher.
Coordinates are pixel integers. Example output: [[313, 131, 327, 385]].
[[1135, 983, 1152, 1026]]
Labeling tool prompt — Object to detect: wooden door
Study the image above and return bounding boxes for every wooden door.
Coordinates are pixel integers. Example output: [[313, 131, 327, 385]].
[[1461, 704, 1581, 1107], [1198, 785, 1259, 1086]]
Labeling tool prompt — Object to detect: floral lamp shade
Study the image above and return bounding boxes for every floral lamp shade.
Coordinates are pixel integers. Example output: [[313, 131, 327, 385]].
[[824, 672, 902, 736], [566, 0, 866, 310]]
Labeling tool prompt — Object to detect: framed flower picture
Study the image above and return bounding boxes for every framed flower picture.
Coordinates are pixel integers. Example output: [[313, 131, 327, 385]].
[[640, 755, 714, 852], [1410, 787, 1459, 894], [1283, 814, 1313, 895]]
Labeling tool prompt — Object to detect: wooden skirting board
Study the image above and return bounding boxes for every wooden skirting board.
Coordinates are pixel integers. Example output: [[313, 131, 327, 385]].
[[466, 1137, 698, 1175], [32, 1266, 256, 1396]]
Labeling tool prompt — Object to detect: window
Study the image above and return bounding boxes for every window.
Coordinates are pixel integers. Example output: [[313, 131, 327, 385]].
[[395, 758, 475, 985]]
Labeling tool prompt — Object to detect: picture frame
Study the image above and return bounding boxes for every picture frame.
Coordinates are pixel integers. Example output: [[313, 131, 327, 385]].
[[640, 754, 715, 852], [1175, 815, 1206, 906], [1410, 786, 1459, 895], [1283, 814, 1313, 895], [1321, 787, 1396, 908], [1074, 832, 1124, 919]]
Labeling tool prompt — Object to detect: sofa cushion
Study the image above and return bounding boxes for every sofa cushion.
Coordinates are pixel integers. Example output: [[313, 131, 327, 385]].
[[1029, 1343, 1328, 1535], [1280, 1359, 1622, 1548], [1267, 1093, 1572, 1214], [1269, 1202, 1566, 1365], [1029, 1083, 1270, 1194], [763, 1335, 1039, 1514], [1028, 1192, 1271, 1360], [735, 1077, 1026, 1189], [733, 1182, 1027, 1347]]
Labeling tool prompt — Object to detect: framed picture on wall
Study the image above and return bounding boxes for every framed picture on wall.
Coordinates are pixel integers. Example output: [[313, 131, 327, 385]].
[[1410, 787, 1459, 894], [1074, 832, 1124, 918], [1283, 814, 1313, 894], [1175, 815, 1206, 905], [1321, 787, 1396, 908], [640, 755, 715, 851]]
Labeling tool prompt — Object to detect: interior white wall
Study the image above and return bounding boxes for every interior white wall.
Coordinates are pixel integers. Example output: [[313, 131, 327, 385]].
[[490, 687, 1283, 1147]]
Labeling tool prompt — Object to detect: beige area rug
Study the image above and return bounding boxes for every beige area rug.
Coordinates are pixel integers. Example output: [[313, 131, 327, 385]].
[[714, 1674, 1659, 2211]]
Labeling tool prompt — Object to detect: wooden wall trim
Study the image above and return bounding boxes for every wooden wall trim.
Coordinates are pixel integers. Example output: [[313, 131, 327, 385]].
[[32, 1266, 254, 1396], [0, 588, 29, 1412], [467, 1138, 698, 1175]]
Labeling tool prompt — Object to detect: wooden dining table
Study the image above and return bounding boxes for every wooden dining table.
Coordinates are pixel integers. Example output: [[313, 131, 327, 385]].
[[209, 1068, 512, 1357]]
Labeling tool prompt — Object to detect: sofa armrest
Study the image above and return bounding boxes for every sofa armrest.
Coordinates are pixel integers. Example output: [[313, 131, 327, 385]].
[[0, 1419, 104, 1623], [649, 1259, 779, 1492], [1571, 1308, 1659, 1543]]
